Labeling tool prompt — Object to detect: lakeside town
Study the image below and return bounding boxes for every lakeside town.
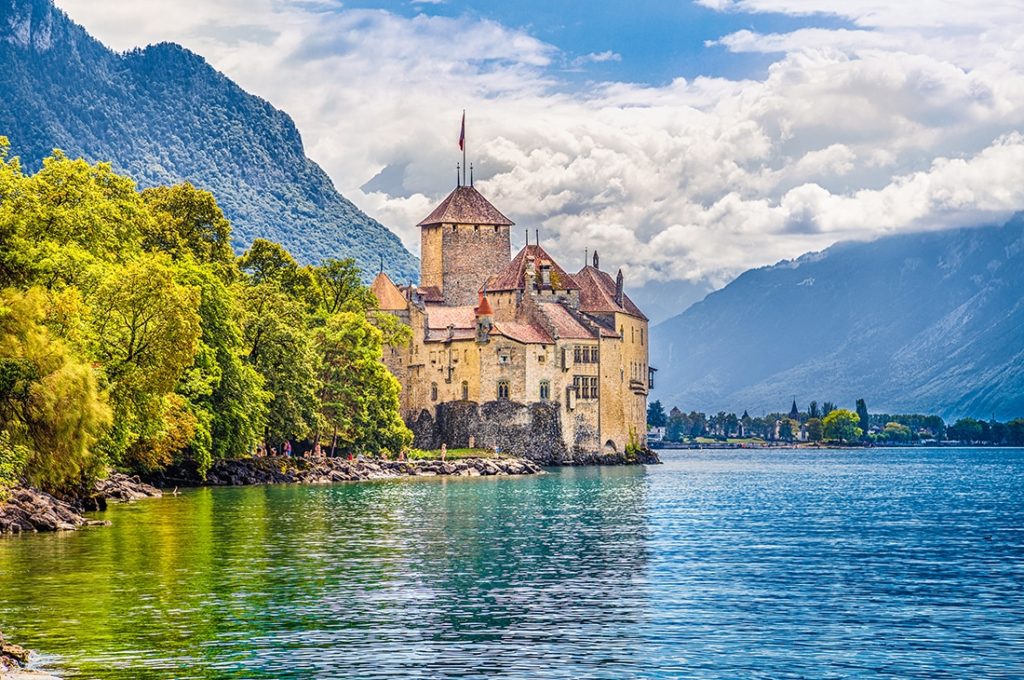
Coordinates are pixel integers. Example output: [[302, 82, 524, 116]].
[[647, 400, 1024, 447]]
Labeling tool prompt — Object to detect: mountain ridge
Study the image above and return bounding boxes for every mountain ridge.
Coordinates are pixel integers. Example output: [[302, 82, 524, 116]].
[[650, 216, 1024, 420], [0, 0, 418, 281]]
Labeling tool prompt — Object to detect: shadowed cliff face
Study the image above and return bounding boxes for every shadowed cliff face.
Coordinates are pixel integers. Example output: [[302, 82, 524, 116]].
[[0, 0, 418, 282], [651, 214, 1024, 420]]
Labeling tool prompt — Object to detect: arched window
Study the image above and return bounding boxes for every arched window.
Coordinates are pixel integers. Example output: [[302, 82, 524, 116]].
[[539, 380, 550, 401], [497, 380, 510, 400], [461, 381, 469, 401], [431, 383, 438, 401]]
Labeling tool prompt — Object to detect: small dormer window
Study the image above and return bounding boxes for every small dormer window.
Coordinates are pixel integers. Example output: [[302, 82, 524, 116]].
[[540, 264, 551, 286]]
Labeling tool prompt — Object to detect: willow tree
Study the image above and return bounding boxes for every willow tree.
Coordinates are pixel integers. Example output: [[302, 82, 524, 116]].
[[0, 288, 110, 495]]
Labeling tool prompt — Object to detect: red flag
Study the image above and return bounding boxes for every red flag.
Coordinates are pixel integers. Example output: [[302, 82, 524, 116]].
[[458, 110, 465, 151]]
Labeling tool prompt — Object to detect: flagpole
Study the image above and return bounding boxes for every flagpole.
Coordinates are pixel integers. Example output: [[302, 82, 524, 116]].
[[462, 109, 466, 186]]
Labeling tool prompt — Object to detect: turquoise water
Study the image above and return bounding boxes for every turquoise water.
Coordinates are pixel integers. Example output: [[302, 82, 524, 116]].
[[1, 448, 1022, 678]]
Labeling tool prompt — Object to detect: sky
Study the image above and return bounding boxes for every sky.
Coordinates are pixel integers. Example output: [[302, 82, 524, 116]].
[[53, 0, 1024, 319]]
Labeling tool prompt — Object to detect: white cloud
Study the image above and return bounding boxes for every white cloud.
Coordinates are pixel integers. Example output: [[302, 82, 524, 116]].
[[52, 0, 1024, 293]]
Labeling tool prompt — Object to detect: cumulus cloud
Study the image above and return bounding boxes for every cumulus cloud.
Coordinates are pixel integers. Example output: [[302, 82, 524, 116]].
[[53, 0, 1024, 294]]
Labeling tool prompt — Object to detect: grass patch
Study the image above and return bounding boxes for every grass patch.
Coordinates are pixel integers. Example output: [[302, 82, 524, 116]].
[[407, 447, 496, 460]]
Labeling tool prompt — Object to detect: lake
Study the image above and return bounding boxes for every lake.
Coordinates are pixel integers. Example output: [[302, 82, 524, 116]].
[[1, 448, 1022, 678]]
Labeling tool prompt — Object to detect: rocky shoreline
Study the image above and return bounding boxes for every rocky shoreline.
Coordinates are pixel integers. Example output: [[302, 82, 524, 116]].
[[0, 474, 161, 535], [0, 450, 660, 535], [151, 455, 545, 487]]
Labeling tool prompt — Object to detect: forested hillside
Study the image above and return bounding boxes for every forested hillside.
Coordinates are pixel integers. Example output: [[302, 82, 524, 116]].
[[0, 0, 418, 281], [651, 216, 1024, 421]]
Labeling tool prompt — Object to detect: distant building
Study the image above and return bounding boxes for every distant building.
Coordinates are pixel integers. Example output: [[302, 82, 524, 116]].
[[372, 180, 651, 458]]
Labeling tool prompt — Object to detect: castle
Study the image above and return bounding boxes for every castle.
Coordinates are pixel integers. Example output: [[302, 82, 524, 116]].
[[371, 178, 652, 462]]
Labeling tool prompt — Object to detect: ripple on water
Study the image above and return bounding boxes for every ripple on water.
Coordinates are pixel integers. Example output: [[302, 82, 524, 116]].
[[1, 448, 1023, 678]]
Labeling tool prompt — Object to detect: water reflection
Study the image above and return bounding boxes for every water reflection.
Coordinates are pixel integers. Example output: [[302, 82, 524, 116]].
[[0, 466, 653, 679]]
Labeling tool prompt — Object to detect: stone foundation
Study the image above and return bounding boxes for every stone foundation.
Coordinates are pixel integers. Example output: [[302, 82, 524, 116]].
[[407, 400, 660, 465]]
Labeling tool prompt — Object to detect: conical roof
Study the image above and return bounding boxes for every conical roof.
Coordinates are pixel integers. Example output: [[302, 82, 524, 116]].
[[417, 186, 514, 227], [370, 271, 407, 310]]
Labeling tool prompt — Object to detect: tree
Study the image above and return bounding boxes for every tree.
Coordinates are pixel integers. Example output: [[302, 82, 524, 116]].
[[141, 182, 234, 270], [777, 418, 797, 442], [808, 401, 820, 419], [947, 417, 984, 443], [238, 282, 319, 449], [667, 407, 686, 442], [315, 312, 411, 456], [0, 288, 110, 494], [647, 400, 667, 428], [314, 258, 375, 315], [855, 399, 870, 440], [174, 262, 269, 475], [881, 422, 911, 443], [88, 254, 202, 469], [1007, 419, 1024, 446], [822, 401, 836, 417], [822, 409, 863, 443], [805, 417, 823, 442]]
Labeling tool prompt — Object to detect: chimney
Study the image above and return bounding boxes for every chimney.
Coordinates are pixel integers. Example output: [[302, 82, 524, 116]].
[[593, 250, 600, 269], [614, 268, 624, 306]]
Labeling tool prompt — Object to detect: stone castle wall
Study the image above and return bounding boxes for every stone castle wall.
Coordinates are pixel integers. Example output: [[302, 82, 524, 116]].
[[440, 223, 511, 306], [408, 400, 570, 464]]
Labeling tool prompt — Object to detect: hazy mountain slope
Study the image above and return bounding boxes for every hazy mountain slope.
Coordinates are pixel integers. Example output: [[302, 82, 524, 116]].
[[0, 0, 418, 281], [650, 216, 1024, 420]]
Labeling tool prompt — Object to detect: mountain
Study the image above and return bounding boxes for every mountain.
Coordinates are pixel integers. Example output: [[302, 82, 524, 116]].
[[0, 0, 418, 281], [650, 216, 1024, 421]]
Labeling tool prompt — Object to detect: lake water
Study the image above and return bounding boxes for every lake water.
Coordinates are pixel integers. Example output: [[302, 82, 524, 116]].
[[1, 448, 1022, 679]]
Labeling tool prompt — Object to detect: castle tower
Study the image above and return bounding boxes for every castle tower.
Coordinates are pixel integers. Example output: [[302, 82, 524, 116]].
[[417, 185, 514, 306]]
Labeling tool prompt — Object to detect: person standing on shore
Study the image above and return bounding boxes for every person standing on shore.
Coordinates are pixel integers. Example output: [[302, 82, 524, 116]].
[[440, 443, 447, 462]]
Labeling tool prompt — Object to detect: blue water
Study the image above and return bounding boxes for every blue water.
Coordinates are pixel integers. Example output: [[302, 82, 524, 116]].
[[0, 447, 1022, 678]]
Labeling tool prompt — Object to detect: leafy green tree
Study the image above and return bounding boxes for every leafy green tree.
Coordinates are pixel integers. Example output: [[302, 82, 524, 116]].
[[947, 417, 984, 443], [140, 182, 234, 270], [9, 151, 149, 288], [239, 238, 317, 305], [881, 422, 912, 443], [808, 401, 820, 419], [239, 282, 319, 448], [315, 312, 411, 456], [647, 400, 667, 428], [174, 262, 269, 474], [777, 417, 797, 442], [821, 401, 836, 417], [0, 288, 110, 494], [315, 257, 375, 315], [822, 409, 863, 443], [89, 254, 202, 470], [667, 407, 686, 442], [805, 417, 823, 442]]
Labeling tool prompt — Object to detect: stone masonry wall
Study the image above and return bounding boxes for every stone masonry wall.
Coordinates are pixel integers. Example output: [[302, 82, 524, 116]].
[[441, 223, 511, 306], [408, 400, 571, 464]]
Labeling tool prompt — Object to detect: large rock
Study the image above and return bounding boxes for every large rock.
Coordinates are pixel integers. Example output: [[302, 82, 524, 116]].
[[0, 488, 106, 535]]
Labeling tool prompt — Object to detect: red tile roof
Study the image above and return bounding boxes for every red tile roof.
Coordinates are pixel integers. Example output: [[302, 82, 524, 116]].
[[424, 305, 476, 330], [494, 321, 553, 345], [417, 186, 515, 227], [485, 245, 581, 293], [535, 301, 596, 340], [415, 286, 444, 303], [574, 266, 647, 321]]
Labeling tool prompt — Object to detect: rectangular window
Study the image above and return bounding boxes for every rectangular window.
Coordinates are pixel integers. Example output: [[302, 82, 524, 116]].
[[590, 377, 599, 399], [574, 346, 581, 363]]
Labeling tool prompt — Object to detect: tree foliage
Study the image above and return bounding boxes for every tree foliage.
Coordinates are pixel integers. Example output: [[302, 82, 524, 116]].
[[822, 409, 863, 443], [0, 146, 411, 492]]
